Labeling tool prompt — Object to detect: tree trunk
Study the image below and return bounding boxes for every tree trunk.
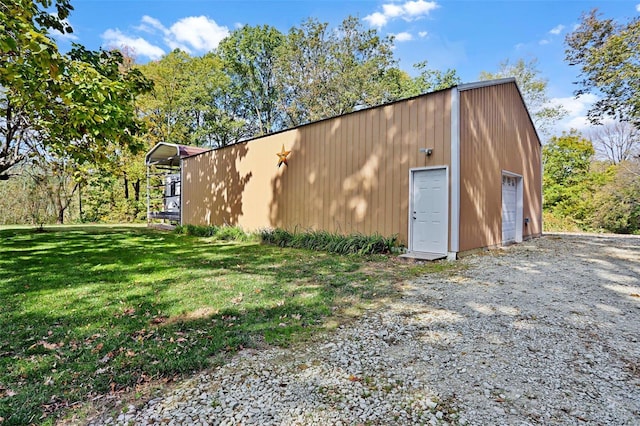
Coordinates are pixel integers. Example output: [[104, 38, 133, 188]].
[[134, 179, 140, 202], [57, 207, 64, 224], [124, 171, 129, 199]]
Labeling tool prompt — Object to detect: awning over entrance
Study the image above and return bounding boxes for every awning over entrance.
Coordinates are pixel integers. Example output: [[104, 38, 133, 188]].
[[145, 143, 209, 167], [145, 143, 210, 226]]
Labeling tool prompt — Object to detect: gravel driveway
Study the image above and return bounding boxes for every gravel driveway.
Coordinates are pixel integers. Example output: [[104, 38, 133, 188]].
[[97, 234, 640, 425]]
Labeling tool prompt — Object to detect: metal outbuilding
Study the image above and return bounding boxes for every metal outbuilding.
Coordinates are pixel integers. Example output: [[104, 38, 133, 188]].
[[156, 78, 542, 258]]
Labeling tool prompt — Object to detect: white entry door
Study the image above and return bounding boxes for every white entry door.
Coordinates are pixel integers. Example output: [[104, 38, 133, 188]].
[[502, 175, 518, 244], [410, 168, 448, 254]]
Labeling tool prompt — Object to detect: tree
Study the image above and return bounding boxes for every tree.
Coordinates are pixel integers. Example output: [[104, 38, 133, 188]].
[[565, 10, 640, 125], [1, 1, 152, 181], [588, 121, 640, 164], [543, 130, 596, 226], [1, 0, 72, 179], [479, 58, 566, 138], [275, 16, 400, 127], [591, 159, 640, 233], [138, 50, 243, 148], [218, 25, 285, 135], [380, 63, 460, 103]]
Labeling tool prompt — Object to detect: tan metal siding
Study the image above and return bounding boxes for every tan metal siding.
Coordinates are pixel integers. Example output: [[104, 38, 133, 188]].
[[183, 91, 452, 245], [458, 83, 542, 252]]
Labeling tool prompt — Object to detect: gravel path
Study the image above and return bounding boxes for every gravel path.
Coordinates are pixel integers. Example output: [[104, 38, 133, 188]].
[[93, 234, 640, 425]]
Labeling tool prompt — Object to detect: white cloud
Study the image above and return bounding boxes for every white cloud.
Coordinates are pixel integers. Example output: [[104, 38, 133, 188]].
[[103, 15, 229, 60], [549, 24, 565, 35], [364, 0, 439, 28], [382, 4, 404, 18], [101, 28, 165, 60], [539, 39, 550, 45], [169, 16, 229, 52], [636, 3, 640, 12], [403, 0, 439, 17], [135, 15, 169, 35], [394, 32, 414, 41], [364, 12, 389, 27], [418, 31, 428, 38], [551, 93, 599, 133]]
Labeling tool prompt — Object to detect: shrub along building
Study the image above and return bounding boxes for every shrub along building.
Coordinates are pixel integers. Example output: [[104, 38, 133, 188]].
[[148, 78, 542, 259]]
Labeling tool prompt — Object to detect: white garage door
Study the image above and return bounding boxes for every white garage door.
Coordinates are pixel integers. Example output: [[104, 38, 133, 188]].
[[411, 168, 448, 254], [502, 175, 518, 244]]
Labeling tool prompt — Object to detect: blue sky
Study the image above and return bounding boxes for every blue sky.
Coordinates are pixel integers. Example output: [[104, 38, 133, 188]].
[[53, 0, 640, 136]]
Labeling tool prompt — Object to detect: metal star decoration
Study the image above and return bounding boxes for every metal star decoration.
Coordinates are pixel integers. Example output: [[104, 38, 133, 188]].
[[276, 144, 291, 168]]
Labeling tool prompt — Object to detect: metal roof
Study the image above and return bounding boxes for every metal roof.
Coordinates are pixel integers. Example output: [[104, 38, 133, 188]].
[[145, 143, 210, 166]]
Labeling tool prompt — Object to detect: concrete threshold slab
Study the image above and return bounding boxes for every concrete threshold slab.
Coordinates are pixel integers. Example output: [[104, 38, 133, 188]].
[[398, 251, 447, 261]]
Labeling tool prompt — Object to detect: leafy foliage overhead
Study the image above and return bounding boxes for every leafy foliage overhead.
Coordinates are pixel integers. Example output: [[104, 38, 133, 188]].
[[565, 9, 640, 125], [479, 58, 566, 138], [0, 0, 152, 180]]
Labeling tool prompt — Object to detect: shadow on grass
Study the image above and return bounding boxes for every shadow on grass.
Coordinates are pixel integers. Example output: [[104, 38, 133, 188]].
[[0, 226, 403, 425]]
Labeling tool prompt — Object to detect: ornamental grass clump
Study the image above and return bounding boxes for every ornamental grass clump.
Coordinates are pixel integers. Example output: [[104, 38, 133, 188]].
[[259, 228, 397, 255]]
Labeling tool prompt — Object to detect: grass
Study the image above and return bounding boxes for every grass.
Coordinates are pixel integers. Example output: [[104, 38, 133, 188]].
[[0, 225, 448, 425], [259, 228, 398, 255]]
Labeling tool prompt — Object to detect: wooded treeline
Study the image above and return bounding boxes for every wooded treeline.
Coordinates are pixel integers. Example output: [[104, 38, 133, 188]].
[[1, 2, 638, 234]]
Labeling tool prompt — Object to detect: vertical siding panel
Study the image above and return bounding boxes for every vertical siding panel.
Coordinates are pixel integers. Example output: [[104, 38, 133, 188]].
[[360, 110, 373, 235], [385, 106, 392, 237], [356, 112, 363, 233], [417, 97, 427, 169], [316, 122, 322, 231], [372, 108, 381, 235], [426, 95, 436, 166], [380, 107, 387, 236], [340, 116, 347, 234], [399, 100, 411, 243], [322, 122, 328, 232], [300, 129, 307, 230], [329, 119, 337, 232], [443, 92, 451, 166], [435, 93, 445, 166]]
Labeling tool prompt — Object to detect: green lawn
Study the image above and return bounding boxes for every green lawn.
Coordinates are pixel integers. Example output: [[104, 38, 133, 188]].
[[0, 225, 434, 424]]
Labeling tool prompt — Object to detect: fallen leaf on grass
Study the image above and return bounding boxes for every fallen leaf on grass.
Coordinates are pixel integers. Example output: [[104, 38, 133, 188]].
[[28, 341, 62, 351], [151, 316, 167, 324], [0, 387, 16, 398], [91, 342, 104, 354], [348, 375, 362, 382]]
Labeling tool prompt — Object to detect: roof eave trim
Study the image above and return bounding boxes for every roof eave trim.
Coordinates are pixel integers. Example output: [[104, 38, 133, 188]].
[[456, 77, 516, 92]]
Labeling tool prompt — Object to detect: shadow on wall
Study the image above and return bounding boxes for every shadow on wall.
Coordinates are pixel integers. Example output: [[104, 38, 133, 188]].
[[186, 142, 252, 226], [212, 143, 252, 226], [460, 84, 541, 251], [266, 97, 436, 243]]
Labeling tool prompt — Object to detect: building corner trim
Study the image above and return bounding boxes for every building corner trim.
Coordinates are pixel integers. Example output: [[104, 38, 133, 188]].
[[450, 88, 460, 254]]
